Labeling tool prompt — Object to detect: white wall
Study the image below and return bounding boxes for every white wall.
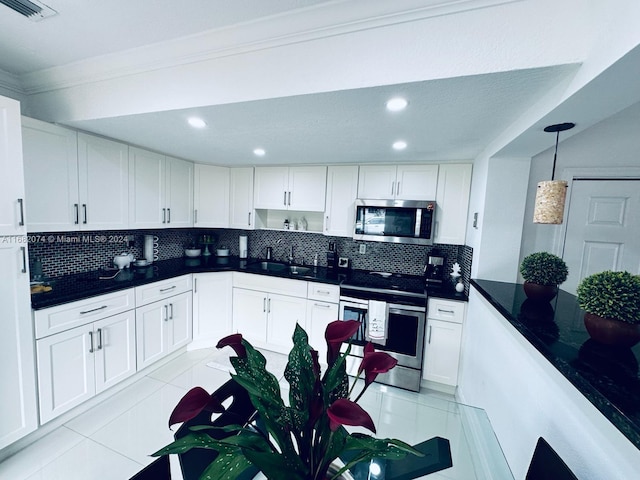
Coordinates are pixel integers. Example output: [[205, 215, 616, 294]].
[[458, 289, 640, 479]]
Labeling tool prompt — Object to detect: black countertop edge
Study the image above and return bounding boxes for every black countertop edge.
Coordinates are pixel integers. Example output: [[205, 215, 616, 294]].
[[470, 278, 640, 450], [32, 256, 467, 310]]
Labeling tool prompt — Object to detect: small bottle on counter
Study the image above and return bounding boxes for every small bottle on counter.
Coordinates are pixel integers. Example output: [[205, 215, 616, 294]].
[[283, 218, 290, 230], [313, 253, 318, 267]]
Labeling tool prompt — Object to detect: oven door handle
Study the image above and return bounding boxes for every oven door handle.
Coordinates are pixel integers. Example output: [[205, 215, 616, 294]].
[[388, 303, 426, 313]]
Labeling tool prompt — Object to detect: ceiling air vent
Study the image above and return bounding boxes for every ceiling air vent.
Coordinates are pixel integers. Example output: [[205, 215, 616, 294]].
[[0, 0, 57, 21]]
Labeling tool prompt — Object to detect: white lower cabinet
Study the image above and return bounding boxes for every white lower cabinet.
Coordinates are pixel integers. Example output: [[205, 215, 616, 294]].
[[192, 272, 233, 348], [36, 310, 136, 424], [136, 291, 192, 370], [232, 273, 308, 354], [423, 298, 466, 387], [306, 283, 340, 364]]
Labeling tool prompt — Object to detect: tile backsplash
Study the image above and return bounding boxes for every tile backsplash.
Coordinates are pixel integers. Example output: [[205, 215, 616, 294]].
[[28, 228, 472, 292]]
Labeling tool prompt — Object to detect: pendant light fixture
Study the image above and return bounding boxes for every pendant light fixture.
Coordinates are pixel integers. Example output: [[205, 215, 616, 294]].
[[533, 122, 575, 224]]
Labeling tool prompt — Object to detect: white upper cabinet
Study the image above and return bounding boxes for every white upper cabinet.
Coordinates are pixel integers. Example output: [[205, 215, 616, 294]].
[[229, 167, 255, 229], [324, 165, 359, 237], [254, 166, 326, 212], [128, 147, 193, 228], [1, 100, 26, 236], [434, 163, 472, 245], [78, 133, 129, 230], [358, 164, 438, 201], [194, 164, 229, 228], [22, 117, 78, 232]]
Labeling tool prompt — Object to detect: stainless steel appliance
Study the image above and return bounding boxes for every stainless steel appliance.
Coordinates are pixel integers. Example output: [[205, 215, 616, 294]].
[[353, 199, 436, 245], [424, 251, 445, 285], [339, 271, 427, 391]]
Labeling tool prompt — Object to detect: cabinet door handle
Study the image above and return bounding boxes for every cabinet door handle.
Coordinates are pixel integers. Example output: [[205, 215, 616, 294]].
[[428, 325, 432, 344], [194, 209, 198, 224], [325, 215, 330, 231], [164, 304, 169, 322], [396, 182, 401, 196], [263, 297, 266, 313], [18, 198, 25, 226], [20, 246, 27, 273], [82, 204, 87, 224], [89, 331, 94, 353], [74, 203, 79, 224], [169, 303, 174, 320], [248, 212, 251, 226], [194, 278, 197, 294], [267, 298, 271, 313], [97, 328, 103, 350], [162, 208, 166, 224], [283, 191, 287, 206], [160, 285, 176, 293], [391, 181, 395, 196], [167, 208, 171, 223], [80, 305, 108, 315], [288, 191, 291, 206]]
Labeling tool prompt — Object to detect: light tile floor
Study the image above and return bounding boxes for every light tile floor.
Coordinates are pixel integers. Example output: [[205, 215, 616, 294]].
[[0, 348, 486, 480]]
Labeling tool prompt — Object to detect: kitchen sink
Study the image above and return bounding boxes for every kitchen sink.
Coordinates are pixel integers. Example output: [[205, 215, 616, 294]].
[[255, 261, 288, 272]]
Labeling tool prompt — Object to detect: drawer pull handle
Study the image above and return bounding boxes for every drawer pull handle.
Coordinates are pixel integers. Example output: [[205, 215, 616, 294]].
[[314, 303, 331, 308], [317, 290, 330, 295], [438, 309, 455, 314], [160, 286, 176, 293], [80, 305, 108, 315], [89, 331, 94, 353]]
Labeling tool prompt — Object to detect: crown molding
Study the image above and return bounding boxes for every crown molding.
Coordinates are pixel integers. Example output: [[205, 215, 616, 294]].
[[0, 68, 25, 97], [19, 0, 520, 95]]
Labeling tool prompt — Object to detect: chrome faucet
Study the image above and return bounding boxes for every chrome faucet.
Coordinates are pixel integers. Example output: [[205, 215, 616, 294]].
[[288, 245, 294, 264]]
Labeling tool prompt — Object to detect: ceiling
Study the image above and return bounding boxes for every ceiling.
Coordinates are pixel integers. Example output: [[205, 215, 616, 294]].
[[1, 0, 638, 166]]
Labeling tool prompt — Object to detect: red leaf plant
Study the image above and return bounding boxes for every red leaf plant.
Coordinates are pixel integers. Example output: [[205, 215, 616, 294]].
[[155, 321, 421, 480]]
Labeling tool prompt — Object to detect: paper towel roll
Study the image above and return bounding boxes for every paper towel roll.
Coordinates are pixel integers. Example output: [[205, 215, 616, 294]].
[[144, 235, 157, 263], [239, 235, 248, 259]]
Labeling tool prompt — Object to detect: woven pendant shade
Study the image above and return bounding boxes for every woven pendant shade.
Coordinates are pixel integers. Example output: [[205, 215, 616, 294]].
[[533, 180, 567, 224]]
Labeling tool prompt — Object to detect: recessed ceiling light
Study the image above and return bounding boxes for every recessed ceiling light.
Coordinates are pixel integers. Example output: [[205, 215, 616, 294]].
[[187, 117, 207, 128], [392, 140, 407, 151], [386, 97, 408, 112], [253, 148, 266, 157]]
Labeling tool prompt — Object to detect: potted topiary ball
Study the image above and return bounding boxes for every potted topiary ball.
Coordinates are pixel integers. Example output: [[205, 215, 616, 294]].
[[576, 270, 640, 347], [520, 252, 568, 302]]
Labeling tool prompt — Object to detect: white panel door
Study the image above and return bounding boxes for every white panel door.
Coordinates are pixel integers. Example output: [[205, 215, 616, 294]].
[[193, 273, 232, 347], [194, 164, 229, 227], [563, 179, 640, 294], [324, 165, 359, 237], [357, 165, 397, 200], [229, 167, 254, 229], [435, 163, 472, 245], [0, 243, 37, 447], [166, 156, 193, 227], [94, 311, 136, 393], [128, 147, 165, 229], [135, 301, 167, 370], [77, 133, 129, 230], [232, 288, 267, 346], [36, 324, 96, 424], [423, 319, 462, 386], [167, 292, 193, 353], [22, 117, 79, 232], [0, 96, 26, 236], [267, 294, 308, 354], [306, 300, 339, 366]]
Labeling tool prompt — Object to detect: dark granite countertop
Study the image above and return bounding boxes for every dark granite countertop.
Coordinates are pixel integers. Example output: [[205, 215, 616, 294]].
[[471, 278, 640, 450], [31, 256, 466, 310]]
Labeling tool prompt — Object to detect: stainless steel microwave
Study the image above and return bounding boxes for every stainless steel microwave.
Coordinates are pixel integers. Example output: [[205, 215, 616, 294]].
[[353, 199, 436, 245]]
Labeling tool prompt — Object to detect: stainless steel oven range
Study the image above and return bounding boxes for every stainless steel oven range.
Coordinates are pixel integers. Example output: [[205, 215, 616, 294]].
[[339, 271, 427, 392]]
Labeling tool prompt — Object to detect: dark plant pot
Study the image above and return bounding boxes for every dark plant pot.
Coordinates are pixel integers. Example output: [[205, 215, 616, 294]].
[[523, 282, 558, 302], [583, 312, 640, 348]]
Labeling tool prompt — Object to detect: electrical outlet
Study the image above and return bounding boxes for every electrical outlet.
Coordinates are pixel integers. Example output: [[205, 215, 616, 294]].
[[359, 244, 366, 254]]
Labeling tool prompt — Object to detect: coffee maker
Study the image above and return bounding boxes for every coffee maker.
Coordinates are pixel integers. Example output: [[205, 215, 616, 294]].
[[424, 251, 445, 285]]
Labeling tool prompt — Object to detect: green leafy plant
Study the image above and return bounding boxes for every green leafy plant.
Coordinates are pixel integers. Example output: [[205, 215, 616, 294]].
[[154, 322, 422, 479], [576, 270, 640, 324], [519, 252, 568, 286]]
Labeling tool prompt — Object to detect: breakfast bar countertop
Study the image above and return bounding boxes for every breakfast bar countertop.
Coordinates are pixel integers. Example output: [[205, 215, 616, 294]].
[[471, 278, 640, 450]]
